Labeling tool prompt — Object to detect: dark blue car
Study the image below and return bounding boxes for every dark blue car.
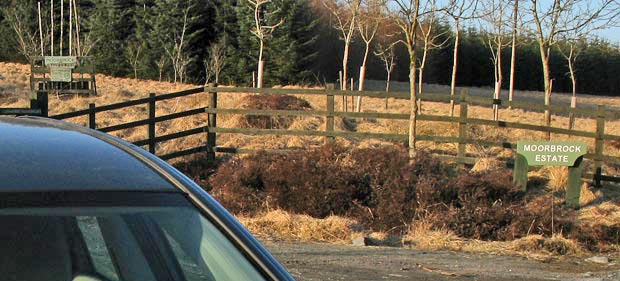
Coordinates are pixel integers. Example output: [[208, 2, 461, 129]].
[[0, 116, 294, 281]]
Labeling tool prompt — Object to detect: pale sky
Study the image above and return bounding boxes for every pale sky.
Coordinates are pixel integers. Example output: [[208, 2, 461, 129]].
[[595, 27, 620, 44], [420, 0, 620, 46]]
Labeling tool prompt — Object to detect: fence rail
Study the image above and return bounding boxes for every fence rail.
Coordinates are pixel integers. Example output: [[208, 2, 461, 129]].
[[42, 84, 619, 185]]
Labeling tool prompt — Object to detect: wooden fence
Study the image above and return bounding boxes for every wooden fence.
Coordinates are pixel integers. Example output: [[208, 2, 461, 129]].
[[43, 84, 620, 184]]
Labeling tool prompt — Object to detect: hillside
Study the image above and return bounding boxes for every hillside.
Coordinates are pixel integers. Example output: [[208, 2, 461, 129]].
[[2, 61, 620, 261], [2, 61, 618, 158]]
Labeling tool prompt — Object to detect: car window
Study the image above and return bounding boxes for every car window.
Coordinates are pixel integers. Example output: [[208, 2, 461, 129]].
[[0, 192, 266, 281], [77, 216, 120, 281], [162, 229, 214, 281]]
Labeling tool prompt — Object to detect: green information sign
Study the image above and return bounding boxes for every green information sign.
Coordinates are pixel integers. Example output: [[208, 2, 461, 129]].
[[516, 141, 587, 166], [49, 67, 73, 82], [44, 56, 78, 82]]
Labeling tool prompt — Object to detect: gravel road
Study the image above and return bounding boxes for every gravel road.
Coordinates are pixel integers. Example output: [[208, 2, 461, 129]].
[[263, 241, 620, 281]]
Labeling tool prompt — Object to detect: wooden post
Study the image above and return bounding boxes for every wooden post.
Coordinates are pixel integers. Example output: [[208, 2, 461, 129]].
[[207, 83, 218, 161], [38, 91, 48, 117], [350, 78, 354, 112], [594, 105, 605, 187], [566, 157, 584, 209], [31, 91, 49, 117], [457, 90, 468, 168], [88, 103, 96, 129], [148, 93, 156, 154], [513, 154, 528, 192], [326, 83, 335, 143]]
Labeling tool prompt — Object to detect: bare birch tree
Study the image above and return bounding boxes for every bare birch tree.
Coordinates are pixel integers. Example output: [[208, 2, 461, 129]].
[[71, 0, 82, 56], [163, 6, 190, 84], [246, 0, 284, 88], [374, 42, 396, 109], [355, 0, 384, 112], [482, 0, 511, 121], [204, 38, 227, 85], [1, 6, 41, 62], [556, 38, 582, 129], [156, 55, 167, 82], [387, 0, 427, 158], [445, 0, 480, 117], [126, 39, 143, 79], [417, 0, 449, 112], [526, 0, 619, 139], [324, 0, 361, 93], [179, 53, 191, 83], [508, 0, 519, 108]]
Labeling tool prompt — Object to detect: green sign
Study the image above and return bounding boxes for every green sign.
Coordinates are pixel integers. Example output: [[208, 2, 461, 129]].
[[44, 56, 78, 82], [44, 56, 78, 66], [516, 141, 587, 166], [49, 67, 73, 82]]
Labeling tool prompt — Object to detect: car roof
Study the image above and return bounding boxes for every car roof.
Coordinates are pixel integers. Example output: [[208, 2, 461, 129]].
[[0, 116, 178, 192]]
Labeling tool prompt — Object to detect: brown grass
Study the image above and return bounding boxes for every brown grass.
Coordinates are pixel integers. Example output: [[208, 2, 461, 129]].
[[403, 222, 586, 258], [579, 201, 620, 226], [2, 61, 620, 161], [508, 234, 585, 257], [543, 166, 569, 192], [238, 209, 357, 244], [240, 210, 587, 258], [402, 220, 463, 251], [580, 184, 598, 206]]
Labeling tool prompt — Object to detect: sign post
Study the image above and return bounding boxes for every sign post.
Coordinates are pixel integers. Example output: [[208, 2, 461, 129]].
[[514, 141, 587, 208], [44, 56, 78, 82]]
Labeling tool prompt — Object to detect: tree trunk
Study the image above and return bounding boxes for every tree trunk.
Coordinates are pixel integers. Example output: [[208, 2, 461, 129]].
[[257, 40, 265, 88], [356, 66, 365, 112], [418, 43, 429, 113], [449, 21, 460, 117], [568, 53, 577, 129], [38, 2, 44, 56], [72, 0, 81, 56], [385, 69, 391, 110], [50, 0, 54, 56], [493, 44, 503, 121], [408, 50, 418, 159], [69, 0, 72, 55], [356, 42, 371, 112], [508, 0, 518, 109], [342, 41, 351, 92], [61, 0, 64, 55], [257, 61, 264, 88], [539, 44, 552, 140]]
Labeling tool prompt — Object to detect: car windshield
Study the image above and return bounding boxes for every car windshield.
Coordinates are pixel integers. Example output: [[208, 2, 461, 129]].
[[0, 192, 266, 281]]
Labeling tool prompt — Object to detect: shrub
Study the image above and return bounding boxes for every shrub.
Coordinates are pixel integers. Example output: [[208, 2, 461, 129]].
[[571, 223, 620, 251], [173, 153, 227, 192], [430, 171, 526, 241], [209, 144, 360, 216], [208, 153, 273, 215], [205, 143, 619, 250], [237, 94, 312, 129], [209, 144, 445, 231]]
